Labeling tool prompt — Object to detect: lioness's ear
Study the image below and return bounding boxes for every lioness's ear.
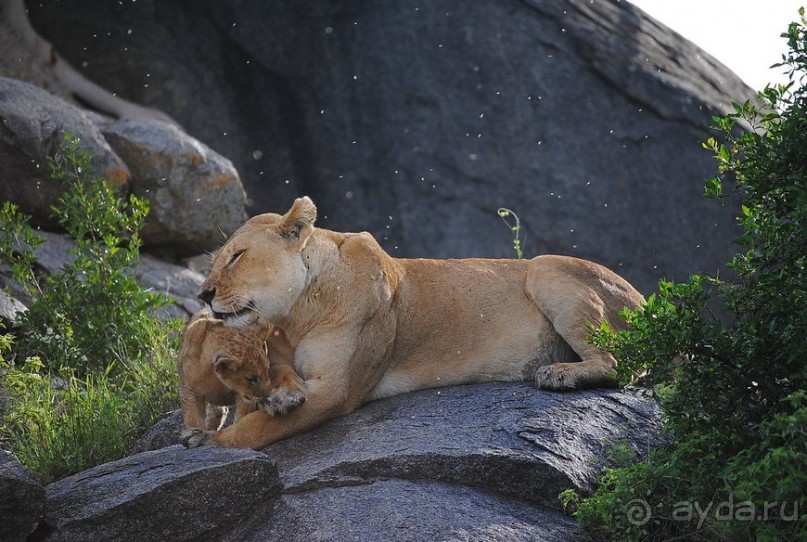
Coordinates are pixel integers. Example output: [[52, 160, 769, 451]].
[[278, 196, 317, 247]]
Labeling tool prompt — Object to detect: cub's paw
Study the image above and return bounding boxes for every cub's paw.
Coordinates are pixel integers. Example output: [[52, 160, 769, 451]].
[[180, 428, 214, 448], [261, 387, 307, 416]]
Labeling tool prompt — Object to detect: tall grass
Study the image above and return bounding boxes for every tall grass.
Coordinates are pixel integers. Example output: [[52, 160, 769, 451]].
[[0, 133, 181, 483]]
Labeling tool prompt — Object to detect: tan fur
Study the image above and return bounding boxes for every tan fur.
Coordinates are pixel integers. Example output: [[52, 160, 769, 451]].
[[177, 312, 306, 429], [183, 196, 644, 449]]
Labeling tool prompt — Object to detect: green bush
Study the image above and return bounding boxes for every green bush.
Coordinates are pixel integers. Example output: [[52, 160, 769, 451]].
[[0, 133, 180, 483], [564, 11, 807, 542], [1, 134, 168, 377]]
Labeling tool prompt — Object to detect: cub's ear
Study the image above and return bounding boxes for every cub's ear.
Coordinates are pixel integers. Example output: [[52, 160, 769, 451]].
[[278, 196, 317, 247], [212, 352, 237, 375]]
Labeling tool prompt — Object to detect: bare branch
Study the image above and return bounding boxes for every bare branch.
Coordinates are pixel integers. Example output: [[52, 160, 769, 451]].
[[0, 0, 179, 126]]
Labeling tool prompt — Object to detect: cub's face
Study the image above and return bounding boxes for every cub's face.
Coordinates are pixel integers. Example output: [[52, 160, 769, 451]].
[[198, 198, 317, 329], [212, 343, 273, 404]]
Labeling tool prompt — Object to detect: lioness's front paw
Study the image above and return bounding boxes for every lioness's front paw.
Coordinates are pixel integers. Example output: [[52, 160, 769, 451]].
[[180, 428, 214, 448], [260, 387, 307, 416], [535, 362, 616, 391], [534, 363, 580, 391]]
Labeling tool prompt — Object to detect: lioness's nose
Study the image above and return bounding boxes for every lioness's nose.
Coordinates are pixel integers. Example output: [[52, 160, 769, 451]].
[[197, 286, 216, 305]]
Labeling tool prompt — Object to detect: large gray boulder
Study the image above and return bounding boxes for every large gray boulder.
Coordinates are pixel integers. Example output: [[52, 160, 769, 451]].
[[28, 0, 753, 294], [0, 450, 45, 542], [223, 479, 587, 542], [126, 384, 661, 541], [130, 409, 188, 456], [101, 119, 248, 255], [38, 446, 281, 542], [260, 384, 662, 506], [0, 77, 130, 226]]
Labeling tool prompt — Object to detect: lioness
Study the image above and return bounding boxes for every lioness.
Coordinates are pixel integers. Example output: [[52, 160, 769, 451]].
[[178, 312, 307, 429], [182, 196, 644, 449]]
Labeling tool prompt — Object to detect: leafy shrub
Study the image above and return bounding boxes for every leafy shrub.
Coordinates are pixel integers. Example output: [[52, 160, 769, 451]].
[[0, 133, 180, 483], [564, 11, 807, 542], [1, 134, 168, 377]]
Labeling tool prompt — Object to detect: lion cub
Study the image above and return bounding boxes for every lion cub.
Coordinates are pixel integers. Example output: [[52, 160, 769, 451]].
[[178, 312, 307, 430]]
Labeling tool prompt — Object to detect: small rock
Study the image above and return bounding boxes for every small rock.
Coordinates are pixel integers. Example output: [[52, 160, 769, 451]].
[[0, 290, 26, 324], [136, 251, 207, 319], [130, 410, 185, 455]]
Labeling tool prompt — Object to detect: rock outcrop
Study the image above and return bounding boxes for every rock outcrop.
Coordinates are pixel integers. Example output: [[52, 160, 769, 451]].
[[0, 290, 26, 324], [43, 383, 662, 541], [0, 450, 45, 542], [0, 77, 247, 255], [35, 447, 281, 542], [28, 0, 754, 294], [0, 77, 130, 227], [101, 119, 247, 256]]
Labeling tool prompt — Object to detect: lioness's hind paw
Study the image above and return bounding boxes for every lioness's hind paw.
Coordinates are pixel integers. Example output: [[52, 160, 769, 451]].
[[180, 428, 213, 448], [261, 388, 307, 416]]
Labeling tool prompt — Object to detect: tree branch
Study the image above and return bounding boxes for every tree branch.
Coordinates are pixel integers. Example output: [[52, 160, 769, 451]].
[[0, 0, 179, 126]]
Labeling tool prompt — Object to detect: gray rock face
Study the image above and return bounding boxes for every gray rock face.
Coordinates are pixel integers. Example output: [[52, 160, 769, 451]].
[[224, 479, 588, 542], [0, 78, 247, 256], [136, 250, 207, 318], [261, 384, 662, 505], [11, 229, 204, 320], [0, 77, 130, 226], [101, 119, 248, 255], [130, 409, 187, 456], [37, 446, 281, 542], [128, 384, 660, 541], [0, 289, 26, 324], [0, 450, 45, 542], [29, 0, 752, 294]]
